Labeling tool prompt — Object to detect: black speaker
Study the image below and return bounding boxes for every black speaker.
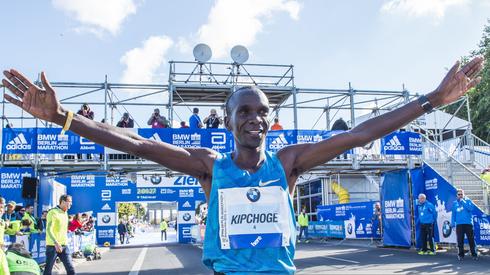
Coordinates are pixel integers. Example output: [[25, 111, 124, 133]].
[[22, 177, 38, 199]]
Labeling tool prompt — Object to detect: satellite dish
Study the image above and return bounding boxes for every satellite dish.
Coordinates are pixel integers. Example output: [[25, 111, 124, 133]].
[[231, 45, 249, 64], [193, 43, 212, 63]]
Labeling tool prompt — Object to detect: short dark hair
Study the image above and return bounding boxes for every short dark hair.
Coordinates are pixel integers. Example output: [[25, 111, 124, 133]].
[[225, 86, 262, 116], [59, 194, 72, 204], [193, 107, 199, 114]]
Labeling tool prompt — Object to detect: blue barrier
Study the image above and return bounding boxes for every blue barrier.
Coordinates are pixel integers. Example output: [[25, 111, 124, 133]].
[[2, 128, 422, 155]]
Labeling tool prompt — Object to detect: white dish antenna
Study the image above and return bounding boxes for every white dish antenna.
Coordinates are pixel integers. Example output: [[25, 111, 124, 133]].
[[193, 43, 212, 63], [230, 45, 249, 64]]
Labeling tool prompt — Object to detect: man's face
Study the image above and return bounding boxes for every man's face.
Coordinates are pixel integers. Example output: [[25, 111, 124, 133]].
[[418, 196, 426, 204], [27, 206, 34, 214], [61, 197, 73, 211], [7, 204, 14, 212], [226, 90, 270, 149]]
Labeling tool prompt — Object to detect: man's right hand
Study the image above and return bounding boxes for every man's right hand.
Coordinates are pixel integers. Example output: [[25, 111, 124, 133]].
[[2, 70, 65, 124], [54, 242, 63, 253]]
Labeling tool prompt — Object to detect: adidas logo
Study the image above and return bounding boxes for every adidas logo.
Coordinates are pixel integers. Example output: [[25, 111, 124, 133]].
[[384, 135, 404, 151], [270, 134, 288, 150], [182, 201, 191, 208], [101, 203, 111, 210], [6, 133, 32, 150], [151, 133, 162, 142]]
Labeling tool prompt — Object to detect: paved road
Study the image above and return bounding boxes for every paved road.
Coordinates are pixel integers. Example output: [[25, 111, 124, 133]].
[[70, 242, 489, 275]]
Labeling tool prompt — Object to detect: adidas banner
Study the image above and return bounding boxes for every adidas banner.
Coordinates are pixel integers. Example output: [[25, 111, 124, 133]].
[[381, 131, 422, 155], [381, 169, 412, 247], [2, 128, 37, 154]]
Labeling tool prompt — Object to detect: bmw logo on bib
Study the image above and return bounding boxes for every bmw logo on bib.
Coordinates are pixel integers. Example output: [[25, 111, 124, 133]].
[[246, 188, 261, 202]]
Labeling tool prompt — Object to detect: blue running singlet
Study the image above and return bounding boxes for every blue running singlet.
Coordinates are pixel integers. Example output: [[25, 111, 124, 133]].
[[202, 151, 296, 274]]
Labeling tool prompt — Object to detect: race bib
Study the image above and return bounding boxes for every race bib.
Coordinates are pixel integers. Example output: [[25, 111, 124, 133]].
[[218, 185, 292, 249]]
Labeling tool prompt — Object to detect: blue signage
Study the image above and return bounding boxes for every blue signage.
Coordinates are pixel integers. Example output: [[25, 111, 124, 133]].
[[0, 167, 35, 204], [381, 169, 412, 247], [2, 128, 37, 154], [381, 131, 422, 155]]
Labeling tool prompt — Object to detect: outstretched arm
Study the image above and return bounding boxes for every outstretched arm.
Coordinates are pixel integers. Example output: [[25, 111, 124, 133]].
[[279, 57, 484, 183], [2, 70, 217, 181]]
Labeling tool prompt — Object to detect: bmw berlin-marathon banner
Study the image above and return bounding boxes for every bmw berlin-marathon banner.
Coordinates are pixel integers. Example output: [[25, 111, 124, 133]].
[[381, 169, 412, 247], [411, 164, 490, 246], [0, 167, 35, 204], [317, 201, 381, 239]]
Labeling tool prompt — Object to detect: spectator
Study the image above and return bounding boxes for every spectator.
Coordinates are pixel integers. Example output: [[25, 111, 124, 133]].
[[147, 108, 169, 128], [38, 210, 48, 232], [76, 103, 94, 120], [451, 188, 478, 261], [180, 121, 189, 128], [116, 113, 134, 128], [19, 219, 33, 235], [481, 167, 490, 184], [371, 202, 382, 242], [82, 216, 94, 232], [0, 197, 6, 249], [44, 195, 75, 275], [68, 214, 84, 232], [416, 194, 437, 255], [22, 205, 38, 232], [270, 117, 283, 131], [160, 219, 168, 241], [2, 201, 17, 222], [297, 208, 309, 243], [331, 118, 349, 131], [15, 207, 25, 221], [189, 108, 203, 129], [203, 109, 222, 129], [117, 220, 127, 245]]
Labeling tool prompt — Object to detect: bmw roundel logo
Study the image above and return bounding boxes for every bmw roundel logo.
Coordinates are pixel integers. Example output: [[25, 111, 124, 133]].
[[347, 223, 353, 235], [246, 188, 261, 202], [150, 176, 162, 185], [442, 220, 452, 238], [183, 213, 192, 221], [102, 215, 111, 224]]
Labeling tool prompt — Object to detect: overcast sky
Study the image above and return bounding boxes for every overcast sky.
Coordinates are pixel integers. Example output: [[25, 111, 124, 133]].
[[1, 0, 489, 129]]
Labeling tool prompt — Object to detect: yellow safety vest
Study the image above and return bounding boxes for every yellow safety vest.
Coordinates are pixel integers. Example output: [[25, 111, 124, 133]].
[[298, 214, 309, 227]]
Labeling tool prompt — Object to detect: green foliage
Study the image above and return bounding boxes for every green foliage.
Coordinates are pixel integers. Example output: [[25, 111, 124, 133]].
[[118, 203, 136, 220]]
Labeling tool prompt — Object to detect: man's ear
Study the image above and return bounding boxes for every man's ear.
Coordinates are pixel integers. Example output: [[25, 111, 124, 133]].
[[224, 115, 231, 131]]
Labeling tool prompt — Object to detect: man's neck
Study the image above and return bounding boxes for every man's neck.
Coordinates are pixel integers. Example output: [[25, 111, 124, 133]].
[[232, 147, 265, 172]]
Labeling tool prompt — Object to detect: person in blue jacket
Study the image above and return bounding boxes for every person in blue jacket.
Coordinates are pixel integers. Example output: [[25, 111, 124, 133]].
[[451, 188, 478, 261], [415, 194, 437, 255]]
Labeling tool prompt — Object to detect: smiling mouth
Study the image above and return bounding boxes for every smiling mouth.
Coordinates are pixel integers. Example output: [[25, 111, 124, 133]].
[[246, 129, 264, 136]]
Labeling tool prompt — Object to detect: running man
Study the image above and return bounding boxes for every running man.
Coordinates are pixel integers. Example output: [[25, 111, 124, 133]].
[[1, 56, 484, 274]]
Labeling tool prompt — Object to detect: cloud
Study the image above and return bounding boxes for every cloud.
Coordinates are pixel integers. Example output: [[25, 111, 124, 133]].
[[194, 0, 301, 58], [120, 36, 174, 84], [380, 0, 469, 21], [52, 0, 138, 35]]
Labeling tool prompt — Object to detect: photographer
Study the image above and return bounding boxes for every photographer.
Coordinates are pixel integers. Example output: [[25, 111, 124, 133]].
[[147, 108, 169, 128], [76, 103, 94, 120], [116, 112, 134, 128], [203, 109, 222, 129]]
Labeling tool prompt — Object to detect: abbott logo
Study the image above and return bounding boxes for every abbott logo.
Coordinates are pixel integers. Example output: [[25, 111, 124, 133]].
[[6, 133, 31, 150], [101, 190, 111, 201], [80, 137, 95, 145], [384, 135, 404, 151], [211, 132, 226, 145], [270, 134, 288, 150]]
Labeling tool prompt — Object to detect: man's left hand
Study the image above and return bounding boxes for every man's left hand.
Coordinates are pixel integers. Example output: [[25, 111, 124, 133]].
[[429, 56, 484, 107]]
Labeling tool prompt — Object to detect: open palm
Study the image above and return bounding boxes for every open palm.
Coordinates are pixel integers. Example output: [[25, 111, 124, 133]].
[[2, 69, 62, 122]]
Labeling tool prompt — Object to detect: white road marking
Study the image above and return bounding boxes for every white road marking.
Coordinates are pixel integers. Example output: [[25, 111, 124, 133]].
[[128, 247, 148, 275], [322, 256, 360, 264]]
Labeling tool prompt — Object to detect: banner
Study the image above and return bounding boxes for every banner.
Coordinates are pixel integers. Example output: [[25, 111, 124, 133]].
[[1, 128, 37, 154], [381, 131, 422, 155], [411, 164, 490, 245], [317, 201, 380, 239], [381, 169, 412, 247], [0, 167, 35, 204], [37, 128, 104, 154]]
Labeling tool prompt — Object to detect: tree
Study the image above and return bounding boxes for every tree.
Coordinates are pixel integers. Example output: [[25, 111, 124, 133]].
[[468, 19, 490, 142], [118, 203, 136, 220]]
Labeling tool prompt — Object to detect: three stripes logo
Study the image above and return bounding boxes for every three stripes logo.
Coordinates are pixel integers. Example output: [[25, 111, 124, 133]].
[[384, 135, 404, 151], [6, 133, 32, 150], [270, 133, 288, 150]]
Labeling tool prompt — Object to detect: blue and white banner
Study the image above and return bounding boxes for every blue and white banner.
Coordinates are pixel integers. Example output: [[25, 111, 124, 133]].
[[37, 128, 104, 154], [2, 128, 37, 154], [381, 131, 422, 155], [317, 201, 380, 239], [381, 169, 412, 247], [0, 167, 35, 204], [411, 164, 490, 245]]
